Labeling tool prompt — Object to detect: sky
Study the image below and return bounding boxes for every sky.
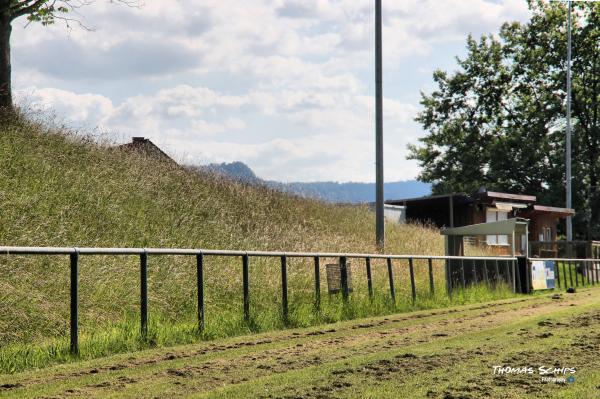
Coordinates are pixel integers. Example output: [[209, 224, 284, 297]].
[[11, 0, 532, 183]]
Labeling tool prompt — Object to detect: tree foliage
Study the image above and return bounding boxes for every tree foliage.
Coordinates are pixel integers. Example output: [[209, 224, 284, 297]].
[[0, 0, 138, 109], [409, 1, 600, 238], [2, 0, 136, 26]]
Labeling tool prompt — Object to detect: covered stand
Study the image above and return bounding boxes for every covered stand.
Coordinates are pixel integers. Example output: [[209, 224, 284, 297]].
[[441, 218, 530, 293]]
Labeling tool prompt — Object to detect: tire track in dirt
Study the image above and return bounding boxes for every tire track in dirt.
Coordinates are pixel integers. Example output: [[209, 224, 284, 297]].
[[269, 297, 600, 399], [1, 296, 538, 391], [2, 292, 596, 398]]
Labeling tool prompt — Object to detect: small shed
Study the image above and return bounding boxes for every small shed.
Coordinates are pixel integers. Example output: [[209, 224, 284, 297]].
[[441, 218, 530, 257], [386, 188, 574, 251], [441, 218, 530, 293]]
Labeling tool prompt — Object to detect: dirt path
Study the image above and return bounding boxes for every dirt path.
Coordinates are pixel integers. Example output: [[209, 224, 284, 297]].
[[2, 289, 600, 398]]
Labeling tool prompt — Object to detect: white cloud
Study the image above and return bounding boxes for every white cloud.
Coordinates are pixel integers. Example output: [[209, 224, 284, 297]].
[[11, 0, 532, 182], [17, 87, 114, 125], [16, 82, 423, 181]]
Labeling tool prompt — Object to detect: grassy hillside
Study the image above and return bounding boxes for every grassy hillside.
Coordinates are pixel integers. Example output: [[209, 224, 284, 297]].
[[0, 114, 511, 373]]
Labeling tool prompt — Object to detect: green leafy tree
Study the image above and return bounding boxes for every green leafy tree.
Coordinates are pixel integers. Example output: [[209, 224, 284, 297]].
[[0, 0, 137, 110], [409, 1, 600, 238]]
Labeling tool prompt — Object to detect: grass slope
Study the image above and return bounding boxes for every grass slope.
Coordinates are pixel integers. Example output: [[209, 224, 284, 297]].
[[2, 288, 600, 398], [0, 115, 513, 373]]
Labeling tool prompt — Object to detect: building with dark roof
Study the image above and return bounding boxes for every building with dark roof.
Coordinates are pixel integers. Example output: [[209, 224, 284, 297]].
[[117, 137, 177, 165], [386, 187, 574, 256]]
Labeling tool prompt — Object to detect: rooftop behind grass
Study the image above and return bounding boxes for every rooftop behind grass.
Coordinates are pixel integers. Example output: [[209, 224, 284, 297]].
[[0, 114, 513, 373]]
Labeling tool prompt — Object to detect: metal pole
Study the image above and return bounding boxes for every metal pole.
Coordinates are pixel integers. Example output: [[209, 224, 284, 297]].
[[366, 257, 373, 298], [409, 258, 416, 303], [242, 254, 250, 321], [513, 259, 519, 293], [69, 252, 79, 355], [506, 260, 512, 290], [445, 237, 451, 295], [445, 258, 452, 297], [562, 261, 568, 289], [460, 258, 466, 288], [314, 256, 321, 310], [281, 256, 288, 323], [566, 0, 573, 242], [387, 257, 395, 303], [586, 261, 590, 285], [375, 0, 384, 248], [140, 252, 148, 338], [555, 260, 561, 289], [483, 259, 489, 286], [340, 256, 349, 302], [525, 259, 531, 294], [428, 258, 434, 295], [196, 253, 204, 332], [494, 259, 500, 285], [569, 261, 574, 288]]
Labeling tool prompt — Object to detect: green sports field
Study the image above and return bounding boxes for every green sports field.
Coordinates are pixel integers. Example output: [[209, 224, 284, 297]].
[[2, 288, 599, 399]]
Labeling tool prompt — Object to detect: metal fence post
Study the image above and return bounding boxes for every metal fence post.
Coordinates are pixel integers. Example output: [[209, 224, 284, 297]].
[[513, 259, 520, 293], [445, 259, 452, 297], [483, 259, 489, 286], [242, 254, 250, 322], [494, 259, 500, 285], [387, 258, 395, 303], [428, 258, 434, 296], [70, 251, 79, 355], [196, 253, 204, 332], [281, 255, 288, 323], [525, 259, 531, 294], [460, 258, 466, 288], [409, 258, 416, 303], [366, 257, 373, 298], [340, 256, 349, 302], [569, 261, 574, 288], [314, 256, 320, 310], [586, 261, 591, 285], [471, 259, 478, 284], [505, 260, 512, 290], [562, 262, 567, 289], [555, 261, 561, 289], [140, 251, 148, 338]]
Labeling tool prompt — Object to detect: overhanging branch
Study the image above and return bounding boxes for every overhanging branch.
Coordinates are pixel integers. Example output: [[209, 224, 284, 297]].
[[10, 0, 47, 20]]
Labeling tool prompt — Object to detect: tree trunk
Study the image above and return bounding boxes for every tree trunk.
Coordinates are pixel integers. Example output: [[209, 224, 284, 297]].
[[0, 15, 12, 110]]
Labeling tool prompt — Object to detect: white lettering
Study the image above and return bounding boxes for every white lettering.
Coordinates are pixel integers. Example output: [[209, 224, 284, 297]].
[[539, 366, 577, 375], [493, 366, 534, 375]]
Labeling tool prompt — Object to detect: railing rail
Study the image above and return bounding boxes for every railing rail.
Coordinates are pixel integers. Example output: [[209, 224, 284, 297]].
[[0, 245, 518, 356], [0, 246, 516, 259]]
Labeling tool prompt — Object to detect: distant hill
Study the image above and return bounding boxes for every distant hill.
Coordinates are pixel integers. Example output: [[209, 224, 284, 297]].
[[201, 161, 261, 183], [199, 162, 430, 203]]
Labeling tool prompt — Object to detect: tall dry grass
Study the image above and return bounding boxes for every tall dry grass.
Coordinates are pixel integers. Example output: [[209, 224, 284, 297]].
[[0, 114, 443, 340], [0, 113, 514, 373]]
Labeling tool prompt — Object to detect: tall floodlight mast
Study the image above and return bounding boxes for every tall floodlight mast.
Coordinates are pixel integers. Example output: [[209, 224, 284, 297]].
[[565, 0, 573, 241], [375, 0, 384, 248]]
